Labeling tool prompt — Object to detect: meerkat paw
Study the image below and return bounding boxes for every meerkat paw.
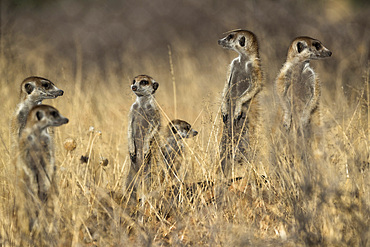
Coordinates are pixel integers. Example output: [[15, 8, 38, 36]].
[[233, 107, 243, 123], [222, 113, 228, 123], [129, 152, 136, 163]]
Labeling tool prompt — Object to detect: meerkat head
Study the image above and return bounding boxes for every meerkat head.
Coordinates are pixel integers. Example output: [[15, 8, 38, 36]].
[[218, 29, 259, 57], [20, 76, 64, 103], [168, 119, 198, 139], [287, 36, 332, 62], [26, 105, 69, 131], [131, 75, 159, 97]]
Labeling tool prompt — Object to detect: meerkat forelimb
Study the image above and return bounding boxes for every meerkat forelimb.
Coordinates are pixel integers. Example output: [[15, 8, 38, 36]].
[[11, 76, 64, 150], [275, 36, 332, 132], [161, 119, 198, 177], [127, 75, 161, 201]]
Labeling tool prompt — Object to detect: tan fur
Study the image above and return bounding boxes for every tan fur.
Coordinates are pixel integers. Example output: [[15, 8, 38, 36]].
[[16, 104, 68, 236], [218, 29, 263, 177], [275, 36, 332, 137], [10, 76, 64, 152], [127, 75, 161, 202], [161, 119, 198, 178]]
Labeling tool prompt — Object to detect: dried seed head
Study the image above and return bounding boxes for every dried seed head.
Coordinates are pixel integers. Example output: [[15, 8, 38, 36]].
[[64, 137, 77, 151], [89, 126, 95, 133], [99, 157, 109, 167], [80, 155, 89, 164]]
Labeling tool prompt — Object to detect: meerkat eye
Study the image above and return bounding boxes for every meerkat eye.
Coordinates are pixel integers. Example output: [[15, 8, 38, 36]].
[[140, 80, 149, 86], [171, 126, 177, 134], [42, 82, 50, 90], [226, 34, 234, 40], [51, 111, 59, 118], [132, 79, 136, 85], [313, 42, 321, 50]]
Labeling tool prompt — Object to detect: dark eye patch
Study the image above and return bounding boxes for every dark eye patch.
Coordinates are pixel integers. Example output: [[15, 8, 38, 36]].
[[132, 79, 136, 85], [227, 34, 234, 40], [42, 82, 50, 90], [51, 111, 59, 118], [313, 42, 321, 50], [140, 80, 149, 86], [171, 126, 177, 134]]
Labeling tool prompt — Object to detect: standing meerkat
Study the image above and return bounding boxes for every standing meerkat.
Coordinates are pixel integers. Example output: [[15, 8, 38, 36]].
[[127, 75, 161, 201], [18, 104, 69, 201], [218, 29, 263, 177], [17, 105, 68, 235], [161, 119, 198, 178], [11, 76, 64, 149], [275, 36, 332, 137]]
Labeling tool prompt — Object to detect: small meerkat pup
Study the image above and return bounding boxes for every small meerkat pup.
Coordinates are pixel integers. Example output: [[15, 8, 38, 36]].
[[16, 105, 68, 235], [218, 29, 263, 177], [18, 105, 69, 201], [161, 119, 198, 178], [275, 36, 332, 136], [11, 76, 64, 149], [127, 75, 161, 201]]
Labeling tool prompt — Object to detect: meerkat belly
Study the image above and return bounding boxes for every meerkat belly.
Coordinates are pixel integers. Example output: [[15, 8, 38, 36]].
[[289, 79, 313, 114]]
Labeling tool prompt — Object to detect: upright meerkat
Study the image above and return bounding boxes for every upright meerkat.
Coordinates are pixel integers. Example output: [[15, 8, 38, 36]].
[[218, 29, 263, 177], [18, 104, 69, 201], [127, 75, 161, 201], [11, 76, 64, 149], [275, 36, 332, 137], [17, 105, 68, 235], [161, 119, 198, 178]]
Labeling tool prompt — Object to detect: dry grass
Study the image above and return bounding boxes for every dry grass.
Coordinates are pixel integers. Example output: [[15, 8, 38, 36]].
[[0, 0, 369, 246]]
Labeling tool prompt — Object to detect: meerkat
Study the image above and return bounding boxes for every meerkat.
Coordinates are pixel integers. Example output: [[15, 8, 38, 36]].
[[127, 75, 161, 202], [161, 119, 198, 178], [16, 105, 68, 235], [11, 76, 64, 150], [18, 104, 69, 201], [275, 36, 332, 137], [218, 29, 263, 177]]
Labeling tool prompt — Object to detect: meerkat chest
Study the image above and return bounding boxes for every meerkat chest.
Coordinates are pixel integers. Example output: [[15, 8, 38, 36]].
[[229, 60, 253, 98], [287, 64, 315, 106]]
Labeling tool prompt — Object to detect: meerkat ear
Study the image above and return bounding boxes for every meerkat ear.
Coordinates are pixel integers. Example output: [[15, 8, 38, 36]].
[[36, 111, 44, 121], [239, 36, 245, 47], [25, 83, 34, 94], [297, 42, 305, 53], [152, 82, 159, 92]]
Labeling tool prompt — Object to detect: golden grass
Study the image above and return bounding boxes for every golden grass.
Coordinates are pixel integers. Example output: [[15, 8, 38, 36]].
[[0, 1, 369, 245]]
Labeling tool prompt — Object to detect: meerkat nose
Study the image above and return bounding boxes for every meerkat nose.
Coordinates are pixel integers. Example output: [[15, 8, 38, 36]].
[[328, 51, 332, 57], [58, 90, 64, 96], [132, 85, 137, 91]]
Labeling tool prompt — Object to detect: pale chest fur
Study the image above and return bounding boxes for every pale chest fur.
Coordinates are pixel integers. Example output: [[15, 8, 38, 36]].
[[285, 62, 316, 110]]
